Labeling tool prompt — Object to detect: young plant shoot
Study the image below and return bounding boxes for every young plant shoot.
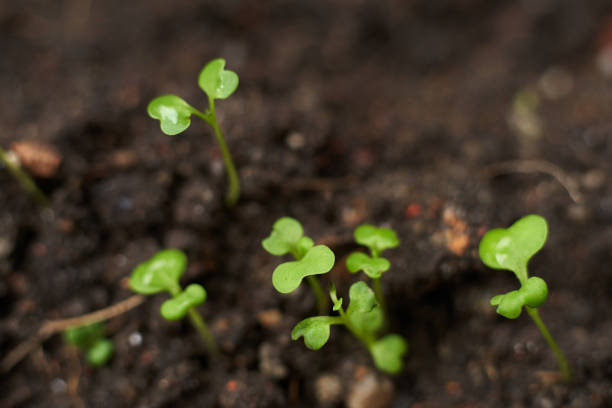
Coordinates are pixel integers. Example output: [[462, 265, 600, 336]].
[[346, 224, 399, 318], [0, 145, 49, 206], [262, 217, 334, 313], [148, 58, 240, 206], [64, 322, 114, 367], [479, 214, 570, 382], [292, 282, 408, 374], [129, 249, 218, 354]]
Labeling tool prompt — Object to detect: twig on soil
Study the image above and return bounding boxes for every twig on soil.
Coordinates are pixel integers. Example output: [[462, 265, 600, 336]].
[[483, 159, 582, 203], [1, 295, 144, 373]]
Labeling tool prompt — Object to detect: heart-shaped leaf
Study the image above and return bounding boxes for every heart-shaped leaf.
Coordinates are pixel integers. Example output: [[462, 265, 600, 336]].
[[370, 334, 408, 375], [262, 217, 307, 257], [354, 224, 399, 256], [346, 252, 390, 278], [147, 95, 196, 135], [160, 284, 207, 321], [272, 245, 335, 293], [198, 58, 239, 100], [490, 276, 548, 319], [86, 339, 115, 367], [346, 281, 383, 336], [291, 316, 342, 350], [479, 214, 548, 280], [130, 249, 187, 295]]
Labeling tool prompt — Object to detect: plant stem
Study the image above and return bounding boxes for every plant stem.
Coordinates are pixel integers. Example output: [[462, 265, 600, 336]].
[[187, 307, 219, 355], [0, 146, 49, 207], [372, 278, 388, 323], [337, 305, 374, 348], [526, 307, 571, 382], [206, 97, 240, 207], [307, 275, 330, 314]]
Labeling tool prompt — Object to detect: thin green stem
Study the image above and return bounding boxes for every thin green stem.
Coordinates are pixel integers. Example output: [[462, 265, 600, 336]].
[[526, 307, 571, 382], [206, 97, 240, 207], [337, 306, 374, 348], [372, 278, 387, 320], [187, 307, 219, 355], [307, 275, 329, 314], [0, 146, 49, 207]]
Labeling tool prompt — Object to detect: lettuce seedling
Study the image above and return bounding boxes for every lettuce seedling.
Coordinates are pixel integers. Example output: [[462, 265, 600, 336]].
[[479, 214, 570, 381], [262, 217, 334, 313], [346, 224, 399, 317], [148, 58, 240, 206], [64, 322, 114, 367], [292, 282, 408, 374], [129, 249, 218, 354]]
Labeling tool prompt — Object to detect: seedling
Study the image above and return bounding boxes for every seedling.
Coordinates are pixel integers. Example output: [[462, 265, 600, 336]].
[[0, 145, 49, 206], [292, 282, 408, 374], [129, 249, 218, 354], [148, 58, 240, 206], [63, 322, 114, 367], [479, 214, 570, 382], [262, 217, 334, 313], [346, 224, 399, 317]]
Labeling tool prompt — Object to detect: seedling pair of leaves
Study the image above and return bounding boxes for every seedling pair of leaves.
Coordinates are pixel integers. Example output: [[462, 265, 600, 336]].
[[262, 217, 334, 313], [129, 249, 218, 354], [148, 58, 240, 206], [346, 224, 399, 317], [64, 322, 114, 367], [479, 214, 570, 381], [292, 282, 408, 374]]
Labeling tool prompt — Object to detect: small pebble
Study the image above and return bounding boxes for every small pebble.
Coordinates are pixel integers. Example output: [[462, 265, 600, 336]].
[[286, 131, 305, 150], [315, 374, 343, 405], [346, 373, 393, 408], [128, 332, 143, 347], [50, 378, 67, 394]]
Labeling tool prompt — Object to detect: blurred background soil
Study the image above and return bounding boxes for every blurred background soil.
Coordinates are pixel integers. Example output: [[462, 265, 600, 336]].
[[1, 1, 612, 407]]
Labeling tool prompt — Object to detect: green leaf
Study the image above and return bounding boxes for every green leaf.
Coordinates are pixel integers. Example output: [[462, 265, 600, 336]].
[[160, 284, 207, 321], [130, 249, 187, 295], [329, 283, 343, 311], [291, 316, 341, 350], [346, 252, 390, 279], [354, 224, 399, 256], [198, 58, 239, 100], [346, 281, 383, 336], [490, 277, 549, 319], [296, 236, 314, 258], [147, 95, 195, 135], [64, 322, 105, 349], [262, 217, 306, 257], [272, 245, 335, 294], [479, 214, 548, 279], [370, 334, 408, 375], [86, 339, 115, 367], [521, 276, 548, 308]]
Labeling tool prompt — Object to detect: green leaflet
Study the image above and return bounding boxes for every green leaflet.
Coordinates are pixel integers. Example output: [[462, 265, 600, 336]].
[[160, 284, 207, 321], [354, 224, 399, 256], [147, 95, 195, 135], [271, 245, 335, 293], [346, 252, 390, 279], [370, 334, 408, 375], [291, 316, 342, 350], [129, 249, 187, 295], [198, 58, 239, 100]]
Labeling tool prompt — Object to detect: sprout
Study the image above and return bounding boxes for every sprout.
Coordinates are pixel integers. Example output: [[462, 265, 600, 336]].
[[292, 282, 408, 375], [346, 224, 399, 321], [263, 217, 332, 313], [479, 214, 570, 382], [64, 322, 114, 367], [129, 249, 217, 354], [148, 58, 240, 206]]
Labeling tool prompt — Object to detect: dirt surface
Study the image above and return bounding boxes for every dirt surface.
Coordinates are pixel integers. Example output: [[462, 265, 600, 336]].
[[2, 1, 612, 407]]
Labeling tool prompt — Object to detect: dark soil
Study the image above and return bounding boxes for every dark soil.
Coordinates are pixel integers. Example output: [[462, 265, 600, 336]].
[[2, 1, 612, 407]]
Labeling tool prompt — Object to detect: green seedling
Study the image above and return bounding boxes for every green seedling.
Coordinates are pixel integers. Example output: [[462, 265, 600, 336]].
[[263, 217, 334, 313], [64, 322, 114, 367], [0, 146, 48, 206], [292, 282, 408, 374], [148, 58, 240, 206], [129, 249, 218, 354], [346, 224, 399, 318], [479, 214, 570, 382]]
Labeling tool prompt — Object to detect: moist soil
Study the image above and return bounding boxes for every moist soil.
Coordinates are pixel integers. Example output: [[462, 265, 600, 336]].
[[2, 1, 612, 407]]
